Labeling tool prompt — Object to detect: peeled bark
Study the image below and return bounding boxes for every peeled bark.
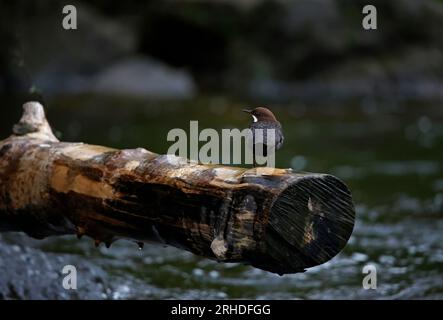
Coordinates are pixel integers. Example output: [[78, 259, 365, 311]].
[[0, 102, 355, 274]]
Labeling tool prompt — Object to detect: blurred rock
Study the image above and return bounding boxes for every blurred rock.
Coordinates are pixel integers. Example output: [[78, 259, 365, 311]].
[[244, 0, 443, 103], [283, 0, 347, 52], [93, 57, 196, 98], [0, 234, 110, 299], [249, 46, 443, 103], [1, 2, 137, 95]]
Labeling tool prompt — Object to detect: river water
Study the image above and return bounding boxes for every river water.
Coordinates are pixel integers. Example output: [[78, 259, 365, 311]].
[[0, 96, 442, 299]]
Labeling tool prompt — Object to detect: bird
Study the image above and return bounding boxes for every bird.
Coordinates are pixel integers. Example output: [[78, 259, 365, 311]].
[[243, 106, 284, 166]]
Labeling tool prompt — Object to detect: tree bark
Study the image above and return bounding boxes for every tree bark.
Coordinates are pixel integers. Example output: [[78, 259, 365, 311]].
[[0, 102, 355, 274]]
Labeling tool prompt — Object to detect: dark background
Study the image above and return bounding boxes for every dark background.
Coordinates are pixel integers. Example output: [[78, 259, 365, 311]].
[[2, 0, 443, 107]]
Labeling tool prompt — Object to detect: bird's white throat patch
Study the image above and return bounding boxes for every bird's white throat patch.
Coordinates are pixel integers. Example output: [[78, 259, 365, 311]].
[[252, 115, 258, 123]]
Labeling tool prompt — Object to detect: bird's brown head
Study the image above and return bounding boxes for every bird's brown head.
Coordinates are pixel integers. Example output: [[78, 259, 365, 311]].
[[243, 106, 277, 123]]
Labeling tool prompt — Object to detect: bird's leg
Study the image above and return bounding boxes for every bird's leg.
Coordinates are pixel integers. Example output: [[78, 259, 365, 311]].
[[252, 144, 257, 167]]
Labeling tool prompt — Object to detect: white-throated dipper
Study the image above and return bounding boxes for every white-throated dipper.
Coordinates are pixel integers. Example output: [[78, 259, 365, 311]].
[[243, 106, 284, 166]]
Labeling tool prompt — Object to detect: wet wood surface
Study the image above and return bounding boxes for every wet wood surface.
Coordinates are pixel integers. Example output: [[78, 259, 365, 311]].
[[0, 102, 355, 274]]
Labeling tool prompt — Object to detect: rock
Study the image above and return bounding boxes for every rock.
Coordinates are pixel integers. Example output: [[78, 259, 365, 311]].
[[0, 234, 110, 299], [93, 57, 197, 98], [283, 0, 347, 51], [32, 60, 94, 94], [12, 3, 137, 95]]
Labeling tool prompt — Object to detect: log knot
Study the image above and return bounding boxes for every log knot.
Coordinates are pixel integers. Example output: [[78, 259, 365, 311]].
[[210, 236, 228, 260]]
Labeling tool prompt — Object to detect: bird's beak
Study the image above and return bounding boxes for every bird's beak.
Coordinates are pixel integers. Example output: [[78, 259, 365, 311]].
[[242, 109, 252, 113]]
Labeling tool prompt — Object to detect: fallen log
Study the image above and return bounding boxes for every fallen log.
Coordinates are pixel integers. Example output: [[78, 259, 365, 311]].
[[0, 101, 355, 274]]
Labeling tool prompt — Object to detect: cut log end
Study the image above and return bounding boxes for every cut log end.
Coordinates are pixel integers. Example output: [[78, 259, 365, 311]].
[[255, 174, 355, 274]]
